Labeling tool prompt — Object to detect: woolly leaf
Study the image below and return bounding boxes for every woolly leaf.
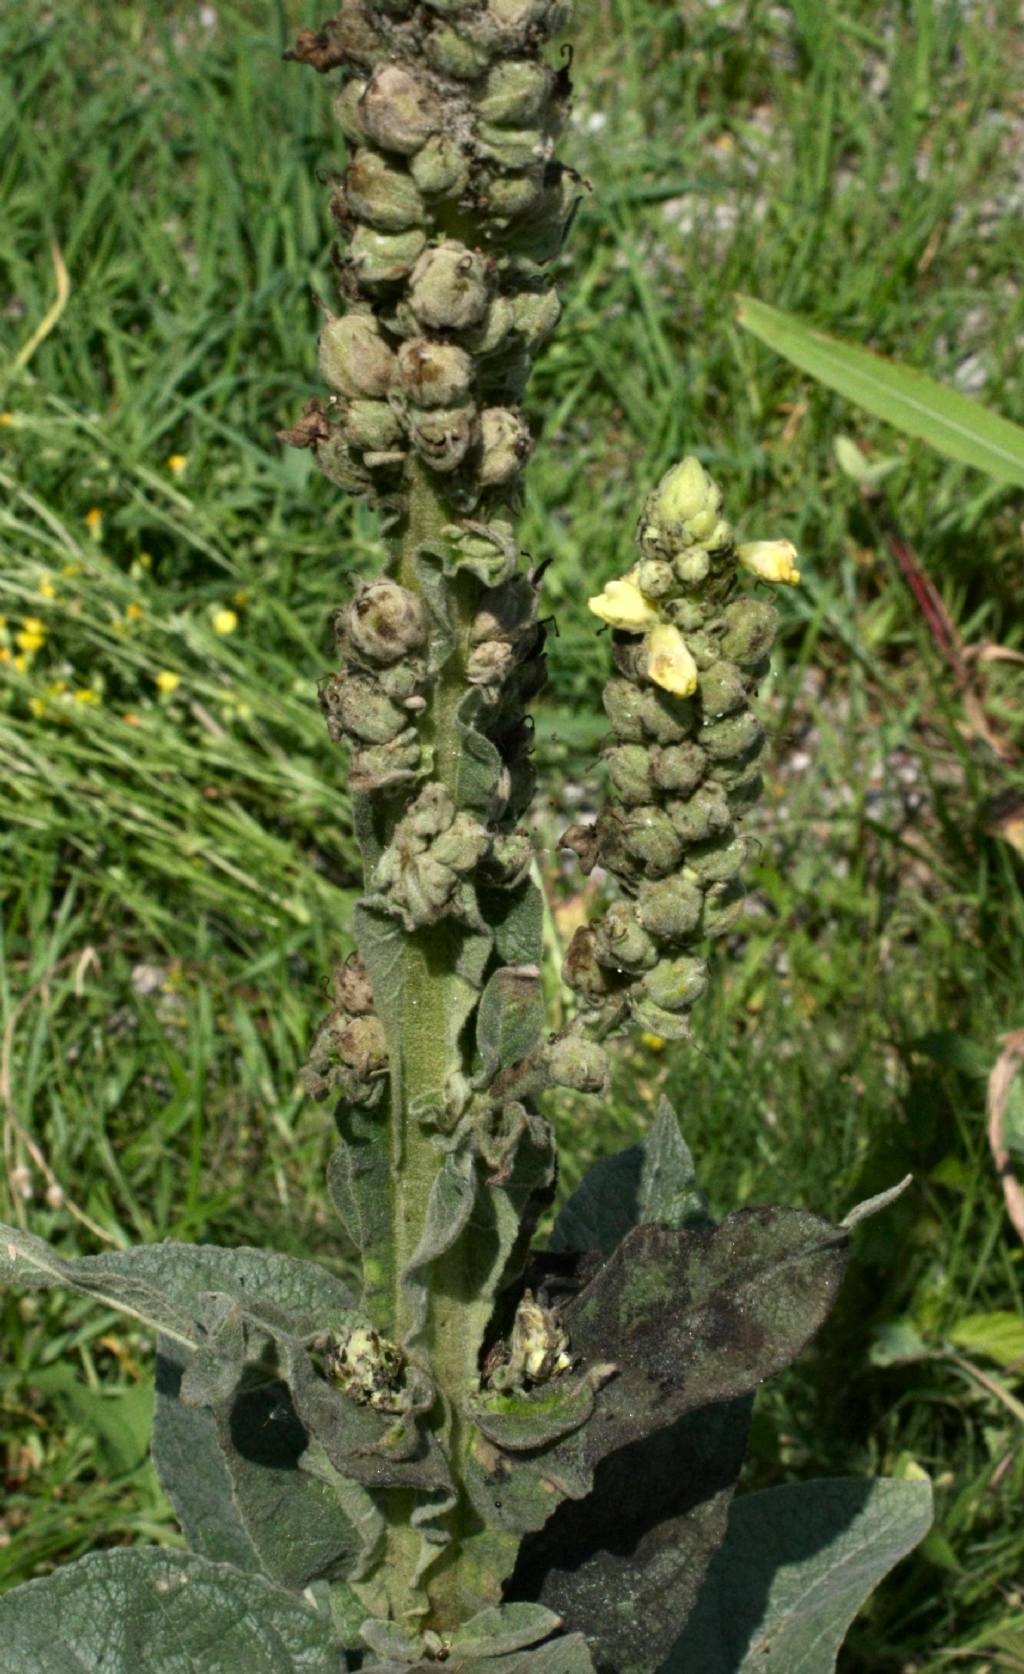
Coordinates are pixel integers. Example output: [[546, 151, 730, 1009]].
[[666, 1476, 934, 1673], [551, 1099, 709, 1257], [471, 1374, 601, 1452], [477, 966, 546, 1080], [450, 1604, 564, 1658], [0, 1547, 342, 1672], [485, 877, 544, 969], [511, 1400, 751, 1674], [328, 1103, 394, 1325], [408, 1148, 479, 1272]]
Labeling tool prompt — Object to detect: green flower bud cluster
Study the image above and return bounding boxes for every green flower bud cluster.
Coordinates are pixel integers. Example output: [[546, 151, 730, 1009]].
[[563, 458, 792, 1042], [283, 0, 578, 509], [304, 954, 390, 1104], [372, 781, 491, 929], [320, 577, 429, 791]]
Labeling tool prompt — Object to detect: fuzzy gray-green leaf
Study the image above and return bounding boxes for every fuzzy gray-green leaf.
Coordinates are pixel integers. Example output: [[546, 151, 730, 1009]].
[[477, 965, 546, 1080], [0, 1547, 343, 1672], [551, 1099, 709, 1256], [665, 1476, 934, 1674]]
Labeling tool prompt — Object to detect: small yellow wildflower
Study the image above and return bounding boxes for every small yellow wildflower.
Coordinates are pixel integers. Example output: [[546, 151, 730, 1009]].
[[37, 577, 57, 599], [641, 1032, 666, 1053], [138, 552, 152, 569], [0, 615, 6, 630], [126, 602, 144, 622], [736, 539, 801, 586], [155, 670, 181, 694], [0, 413, 13, 427], [73, 688, 100, 705], [0, 648, 9, 664], [29, 696, 47, 718], [13, 654, 28, 673], [61, 562, 83, 578], [15, 627, 46, 654], [167, 454, 188, 476], [46, 681, 69, 698], [211, 608, 238, 636], [588, 575, 660, 631], [645, 622, 698, 698], [85, 507, 103, 536]]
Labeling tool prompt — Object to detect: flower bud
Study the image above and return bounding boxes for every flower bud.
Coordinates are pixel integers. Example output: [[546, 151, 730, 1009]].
[[320, 671, 409, 744], [409, 133, 472, 199], [686, 833, 749, 884], [480, 60, 554, 125], [461, 294, 516, 357], [344, 398, 404, 452], [478, 406, 532, 487], [332, 79, 368, 145], [375, 659, 426, 700], [636, 685, 697, 745], [397, 338, 475, 408], [344, 149, 427, 231], [313, 429, 372, 493], [431, 811, 491, 872], [721, 766, 764, 810], [663, 595, 707, 632], [588, 575, 660, 631], [346, 580, 427, 664], [593, 902, 658, 974], [477, 123, 550, 171], [319, 313, 396, 399], [612, 806, 682, 883], [449, 520, 520, 586], [649, 741, 705, 797], [698, 658, 746, 718], [628, 993, 692, 1043], [698, 710, 764, 763], [510, 287, 562, 346], [426, 25, 492, 80], [486, 829, 534, 886], [643, 623, 698, 697], [702, 878, 745, 939], [602, 677, 646, 742], [737, 539, 800, 586], [719, 598, 778, 667], [639, 456, 726, 556], [408, 404, 477, 472], [511, 169, 580, 262], [475, 344, 532, 404], [637, 875, 703, 941], [633, 559, 675, 598], [673, 546, 711, 585], [409, 242, 491, 331], [360, 66, 442, 156], [466, 638, 516, 685], [486, 0, 572, 43], [483, 172, 546, 223], [333, 954, 375, 1015], [349, 737, 421, 792], [349, 224, 428, 287], [641, 955, 707, 1014], [546, 1035, 610, 1094], [604, 743, 654, 805], [666, 783, 732, 845]]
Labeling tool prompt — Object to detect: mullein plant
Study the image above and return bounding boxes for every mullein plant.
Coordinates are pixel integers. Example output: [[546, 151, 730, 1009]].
[[0, 5, 932, 1671]]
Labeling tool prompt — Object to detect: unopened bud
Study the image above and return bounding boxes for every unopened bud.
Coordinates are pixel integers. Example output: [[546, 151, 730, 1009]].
[[719, 598, 779, 667], [510, 287, 562, 347], [360, 65, 442, 156], [424, 22, 492, 80], [641, 955, 707, 1014], [562, 925, 622, 1003], [408, 404, 478, 473], [397, 338, 474, 408], [637, 875, 703, 941], [332, 79, 368, 145], [487, 0, 572, 45], [737, 539, 800, 586], [686, 833, 749, 884], [606, 805, 683, 880], [346, 580, 427, 664], [333, 955, 374, 1015], [487, 829, 534, 886], [478, 406, 531, 487], [629, 993, 692, 1043], [604, 743, 654, 805], [650, 741, 706, 796], [466, 638, 516, 684], [462, 295, 516, 357], [640, 456, 727, 555], [321, 671, 408, 744], [338, 1014, 389, 1078], [480, 60, 554, 125], [319, 314, 396, 399], [409, 242, 491, 331], [344, 150, 426, 232], [477, 123, 549, 172], [636, 685, 697, 745], [546, 1035, 610, 1094], [349, 224, 428, 287], [634, 559, 675, 598], [698, 710, 764, 763], [344, 398, 403, 452], [698, 658, 746, 718], [593, 902, 658, 973], [666, 783, 732, 846], [484, 171, 545, 222], [602, 677, 646, 742], [410, 133, 472, 197], [702, 878, 745, 939]]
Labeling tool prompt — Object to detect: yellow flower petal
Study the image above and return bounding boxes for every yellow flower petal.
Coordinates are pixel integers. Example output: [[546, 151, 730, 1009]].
[[0, 413, 14, 427], [13, 654, 28, 673], [37, 578, 57, 599], [211, 608, 238, 636], [85, 507, 103, 535], [29, 696, 47, 718], [167, 454, 188, 476], [15, 630, 45, 654], [126, 602, 143, 622], [645, 623, 698, 697], [73, 688, 100, 704], [588, 575, 661, 631], [155, 670, 181, 694], [736, 539, 801, 586]]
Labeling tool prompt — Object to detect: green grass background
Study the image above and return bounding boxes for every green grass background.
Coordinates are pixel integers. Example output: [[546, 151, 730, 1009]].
[[3, 0, 1024, 1666]]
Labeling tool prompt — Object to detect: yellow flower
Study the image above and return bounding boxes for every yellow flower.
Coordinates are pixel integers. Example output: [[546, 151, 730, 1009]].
[[0, 413, 13, 427], [211, 608, 238, 636], [645, 623, 698, 697], [167, 454, 188, 476], [0, 615, 6, 630], [29, 696, 47, 718], [138, 552, 152, 569], [736, 539, 801, 586], [641, 1031, 666, 1053], [61, 562, 82, 578], [73, 688, 100, 705], [0, 647, 9, 665], [85, 507, 103, 536], [15, 628, 45, 654], [126, 602, 143, 622], [37, 577, 57, 599], [13, 654, 28, 673], [155, 670, 181, 694], [588, 574, 661, 631]]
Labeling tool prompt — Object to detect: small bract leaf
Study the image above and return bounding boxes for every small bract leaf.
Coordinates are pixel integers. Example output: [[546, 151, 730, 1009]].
[[477, 965, 546, 1080], [551, 1098, 710, 1256]]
